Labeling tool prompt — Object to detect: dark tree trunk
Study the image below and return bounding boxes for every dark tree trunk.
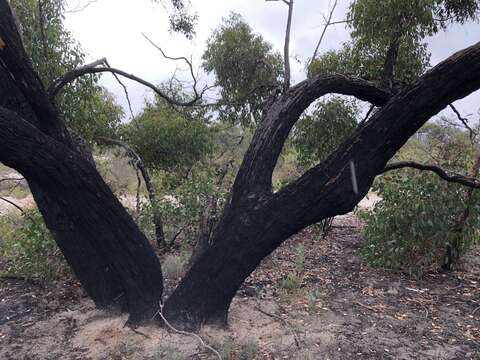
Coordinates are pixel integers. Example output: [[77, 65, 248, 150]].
[[0, 107, 164, 322], [0, 3, 164, 323], [29, 182, 126, 307], [163, 42, 480, 330], [3, 0, 480, 331], [0, 69, 126, 308]]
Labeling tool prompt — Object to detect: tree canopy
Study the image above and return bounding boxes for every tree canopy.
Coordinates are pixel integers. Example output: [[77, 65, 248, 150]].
[[202, 13, 284, 127]]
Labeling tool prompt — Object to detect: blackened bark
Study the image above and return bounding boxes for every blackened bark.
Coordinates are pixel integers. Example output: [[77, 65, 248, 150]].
[[1, 1, 164, 322], [163, 42, 480, 329], [0, 69, 126, 307], [0, 107, 164, 322]]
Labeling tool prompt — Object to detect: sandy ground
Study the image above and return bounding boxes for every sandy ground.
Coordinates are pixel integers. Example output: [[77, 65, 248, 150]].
[[1, 215, 478, 360]]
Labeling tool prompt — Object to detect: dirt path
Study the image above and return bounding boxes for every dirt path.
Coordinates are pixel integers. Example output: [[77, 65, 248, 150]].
[[0, 215, 478, 359]]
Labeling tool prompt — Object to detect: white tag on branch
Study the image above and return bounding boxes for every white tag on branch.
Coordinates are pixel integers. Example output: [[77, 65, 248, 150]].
[[349, 160, 359, 195]]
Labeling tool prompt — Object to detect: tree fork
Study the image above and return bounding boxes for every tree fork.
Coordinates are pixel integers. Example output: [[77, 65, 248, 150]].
[[163, 42, 480, 329]]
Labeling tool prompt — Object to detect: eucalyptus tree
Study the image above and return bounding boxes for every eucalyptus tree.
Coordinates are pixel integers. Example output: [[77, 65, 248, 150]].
[[202, 13, 284, 127], [1, 0, 480, 330]]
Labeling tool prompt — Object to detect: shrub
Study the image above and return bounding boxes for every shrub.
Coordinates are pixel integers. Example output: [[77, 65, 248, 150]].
[[139, 166, 232, 248], [162, 254, 185, 279], [280, 244, 305, 294], [238, 337, 259, 360], [217, 337, 258, 360], [0, 209, 69, 281], [359, 170, 480, 277]]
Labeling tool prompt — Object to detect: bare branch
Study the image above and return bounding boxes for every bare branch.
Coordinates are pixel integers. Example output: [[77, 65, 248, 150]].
[[66, 0, 99, 13], [153, 302, 222, 360], [48, 63, 204, 107], [141, 33, 199, 99], [97, 136, 167, 248], [328, 19, 350, 26], [358, 104, 376, 127], [266, 0, 293, 91], [381, 161, 480, 189], [0, 177, 24, 184], [103, 59, 135, 119], [449, 103, 476, 140], [283, 0, 294, 91], [309, 0, 338, 69], [0, 196, 24, 213]]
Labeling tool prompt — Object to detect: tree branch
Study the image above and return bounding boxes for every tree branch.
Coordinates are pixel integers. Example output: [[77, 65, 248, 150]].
[[266, 0, 293, 91], [141, 33, 200, 100], [267, 41, 480, 227], [48, 62, 205, 107], [283, 0, 293, 91], [309, 0, 338, 70], [449, 103, 476, 140], [230, 74, 391, 198], [381, 161, 480, 189], [0, 196, 24, 213], [97, 137, 167, 248], [0, 177, 24, 184]]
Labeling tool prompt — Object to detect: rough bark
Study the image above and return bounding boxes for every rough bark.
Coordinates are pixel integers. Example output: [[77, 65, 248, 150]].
[[0, 68, 126, 308], [1, 1, 164, 322], [163, 42, 480, 330], [0, 107, 164, 322]]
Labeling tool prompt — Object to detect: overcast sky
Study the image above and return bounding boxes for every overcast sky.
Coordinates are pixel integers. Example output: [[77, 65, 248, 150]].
[[64, 0, 480, 121]]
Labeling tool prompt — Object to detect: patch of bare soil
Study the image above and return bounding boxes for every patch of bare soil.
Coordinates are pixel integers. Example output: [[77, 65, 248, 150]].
[[0, 215, 479, 359]]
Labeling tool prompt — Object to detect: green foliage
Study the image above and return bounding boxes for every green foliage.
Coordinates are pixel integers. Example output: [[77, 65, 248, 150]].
[[360, 172, 480, 277], [217, 337, 259, 360], [349, 0, 479, 41], [202, 12, 284, 127], [121, 101, 216, 173], [293, 97, 358, 168], [139, 165, 232, 246], [0, 209, 69, 280], [161, 254, 186, 279], [152, 0, 198, 39], [11, 0, 123, 141], [154, 345, 185, 360], [238, 337, 259, 360], [310, 0, 478, 83], [310, 30, 430, 84], [280, 244, 305, 294], [360, 122, 480, 277]]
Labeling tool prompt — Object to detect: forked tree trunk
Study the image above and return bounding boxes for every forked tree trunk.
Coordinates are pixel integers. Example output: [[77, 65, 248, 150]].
[[163, 42, 480, 330], [2, 0, 480, 330]]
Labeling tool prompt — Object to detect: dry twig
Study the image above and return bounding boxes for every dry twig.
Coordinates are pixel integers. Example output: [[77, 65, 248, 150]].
[[153, 302, 222, 360]]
